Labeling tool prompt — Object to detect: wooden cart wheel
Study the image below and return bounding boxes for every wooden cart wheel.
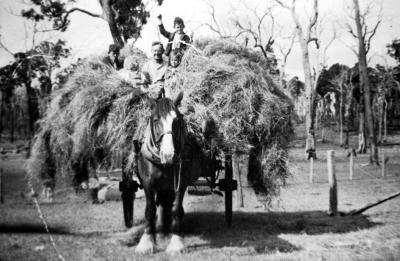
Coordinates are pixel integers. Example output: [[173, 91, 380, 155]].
[[224, 154, 233, 227]]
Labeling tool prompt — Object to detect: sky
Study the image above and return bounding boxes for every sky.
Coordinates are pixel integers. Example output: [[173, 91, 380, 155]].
[[1, 0, 400, 79]]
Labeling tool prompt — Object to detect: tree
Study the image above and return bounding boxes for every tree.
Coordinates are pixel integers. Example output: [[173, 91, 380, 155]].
[[22, 0, 162, 47], [351, 0, 380, 164], [0, 39, 70, 145], [375, 64, 400, 143], [316, 64, 351, 146], [275, 0, 319, 159], [387, 39, 400, 63], [233, 3, 276, 60], [277, 31, 296, 86]]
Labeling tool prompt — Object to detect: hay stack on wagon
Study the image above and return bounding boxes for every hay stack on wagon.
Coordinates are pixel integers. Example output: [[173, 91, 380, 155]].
[[167, 39, 294, 198], [27, 47, 149, 188], [28, 39, 293, 203]]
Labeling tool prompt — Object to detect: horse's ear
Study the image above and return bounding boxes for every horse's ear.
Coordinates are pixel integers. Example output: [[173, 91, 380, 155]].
[[174, 91, 184, 107]]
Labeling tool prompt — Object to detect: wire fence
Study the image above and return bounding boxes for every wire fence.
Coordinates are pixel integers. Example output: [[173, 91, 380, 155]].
[[287, 145, 400, 186]]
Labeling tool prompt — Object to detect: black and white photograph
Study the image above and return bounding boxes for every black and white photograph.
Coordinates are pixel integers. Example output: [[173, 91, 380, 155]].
[[0, 0, 400, 260]]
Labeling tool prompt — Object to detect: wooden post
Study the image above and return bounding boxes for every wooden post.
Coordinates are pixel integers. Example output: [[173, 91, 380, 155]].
[[327, 150, 338, 216], [381, 151, 385, 177], [383, 101, 387, 143], [339, 83, 343, 146], [233, 153, 244, 208], [0, 168, 3, 203], [309, 157, 314, 183], [225, 154, 233, 227], [349, 153, 354, 180]]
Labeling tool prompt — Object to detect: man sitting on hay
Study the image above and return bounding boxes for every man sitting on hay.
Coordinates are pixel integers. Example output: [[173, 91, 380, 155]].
[[141, 41, 170, 97]]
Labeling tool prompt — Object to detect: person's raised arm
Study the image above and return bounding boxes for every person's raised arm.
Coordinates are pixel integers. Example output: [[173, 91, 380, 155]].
[[157, 14, 171, 39]]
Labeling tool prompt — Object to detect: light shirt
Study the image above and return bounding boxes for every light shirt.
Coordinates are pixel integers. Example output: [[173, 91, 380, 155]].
[[172, 32, 185, 50], [141, 59, 167, 85]]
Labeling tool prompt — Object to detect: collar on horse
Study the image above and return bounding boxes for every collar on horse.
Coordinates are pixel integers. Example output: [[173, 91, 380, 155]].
[[140, 116, 184, 193]]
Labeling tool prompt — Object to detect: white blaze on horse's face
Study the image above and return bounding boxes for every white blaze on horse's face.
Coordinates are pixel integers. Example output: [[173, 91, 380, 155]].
[[160, 110, 177, 164]]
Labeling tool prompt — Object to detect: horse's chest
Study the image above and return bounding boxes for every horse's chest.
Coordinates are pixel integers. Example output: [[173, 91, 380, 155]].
[[139, 160, 176, 190]]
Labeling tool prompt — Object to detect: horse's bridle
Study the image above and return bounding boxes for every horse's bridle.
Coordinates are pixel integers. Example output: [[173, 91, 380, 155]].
[[142, 114, 183, 166], [140, 110, 185, 193], [149, 116, 172, 149]]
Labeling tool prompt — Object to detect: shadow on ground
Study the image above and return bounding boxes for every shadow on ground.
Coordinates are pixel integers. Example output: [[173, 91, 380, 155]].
[[0, 210, 380, 255], [0, 223, 113, 238], [181, 210, 379, 253]]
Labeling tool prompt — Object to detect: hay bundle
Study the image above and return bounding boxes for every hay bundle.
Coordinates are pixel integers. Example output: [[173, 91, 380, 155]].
[[166, 38, 294, 198], [28, 47, 150, 187]]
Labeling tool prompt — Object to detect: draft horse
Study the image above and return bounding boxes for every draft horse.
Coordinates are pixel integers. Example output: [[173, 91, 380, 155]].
[[135, 92, 205, 253]]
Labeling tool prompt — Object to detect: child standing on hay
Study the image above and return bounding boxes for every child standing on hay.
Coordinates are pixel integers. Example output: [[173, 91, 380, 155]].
[[157, 15, 191, 66]]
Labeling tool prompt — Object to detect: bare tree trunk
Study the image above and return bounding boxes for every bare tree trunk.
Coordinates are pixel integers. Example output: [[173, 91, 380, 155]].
[[378, 99, 383, 144], [10, 102, 15, 143], [383, 100, 387, 143], [344, 95, 354, 148], [0, 95, 3, 143], [276, 0, 319, 159], [353, 0, 379, 164], [357, 101, 366, 153], [101, 0, 125, 47], [301, 41, 317, 158], [339, 85, 344, 146]]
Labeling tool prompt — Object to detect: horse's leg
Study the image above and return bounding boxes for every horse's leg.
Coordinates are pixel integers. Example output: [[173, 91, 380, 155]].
[[135, 187, 156, 254], [166, 188, 186, 253], [156, 190, 174, 235]]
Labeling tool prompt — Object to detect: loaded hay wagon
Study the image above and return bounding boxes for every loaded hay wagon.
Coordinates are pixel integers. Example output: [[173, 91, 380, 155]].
[[27, 39, 293, 232]]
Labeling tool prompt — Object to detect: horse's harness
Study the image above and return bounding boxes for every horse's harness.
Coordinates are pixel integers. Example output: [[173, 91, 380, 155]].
[[140, 111, 185, 192]]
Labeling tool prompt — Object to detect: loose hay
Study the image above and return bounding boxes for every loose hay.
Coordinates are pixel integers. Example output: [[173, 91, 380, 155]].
[[28, 39, 293, 202], [166, 38, 294, 197]]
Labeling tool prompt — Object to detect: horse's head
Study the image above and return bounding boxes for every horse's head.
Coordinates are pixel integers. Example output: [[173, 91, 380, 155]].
[[144, 92, 185, 165]]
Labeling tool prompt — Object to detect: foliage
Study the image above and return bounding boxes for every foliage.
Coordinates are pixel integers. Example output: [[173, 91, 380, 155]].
[[387, 39, 400, 63], [316, 64, 350, 97], [286, 76, 305, 99], [22, 0, 163, 45], [0, 39, 70, 140]]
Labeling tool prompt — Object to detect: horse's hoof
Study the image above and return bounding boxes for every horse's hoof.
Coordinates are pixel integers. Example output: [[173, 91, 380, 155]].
[[166, 234, 185, 253], [135, 234, 155, 254]]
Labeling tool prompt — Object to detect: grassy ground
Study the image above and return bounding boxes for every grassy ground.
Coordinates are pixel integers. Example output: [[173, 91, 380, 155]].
[[0, 126, 400, 261]]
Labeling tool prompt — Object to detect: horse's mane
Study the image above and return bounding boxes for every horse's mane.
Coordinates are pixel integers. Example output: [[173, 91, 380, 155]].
[[154, 98, 177, 118]]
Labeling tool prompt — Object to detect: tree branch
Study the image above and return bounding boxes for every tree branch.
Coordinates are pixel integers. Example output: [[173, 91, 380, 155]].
[[309, 37, 319, 49], [39, 8, 104, 33], [365, 19, 381, 54], [0, 38, 14, 56], [307, 0, 319, 34], [346, 23, 358, 39]]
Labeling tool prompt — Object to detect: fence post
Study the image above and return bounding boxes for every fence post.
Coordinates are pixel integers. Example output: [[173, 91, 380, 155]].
[[327, 150, 338, 216], [381, 151, 385, 177], [0, 168, 3, 203], [233, 153, 244, 208], [349, 153, 354, 180], [309, 157, 314, 183]]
